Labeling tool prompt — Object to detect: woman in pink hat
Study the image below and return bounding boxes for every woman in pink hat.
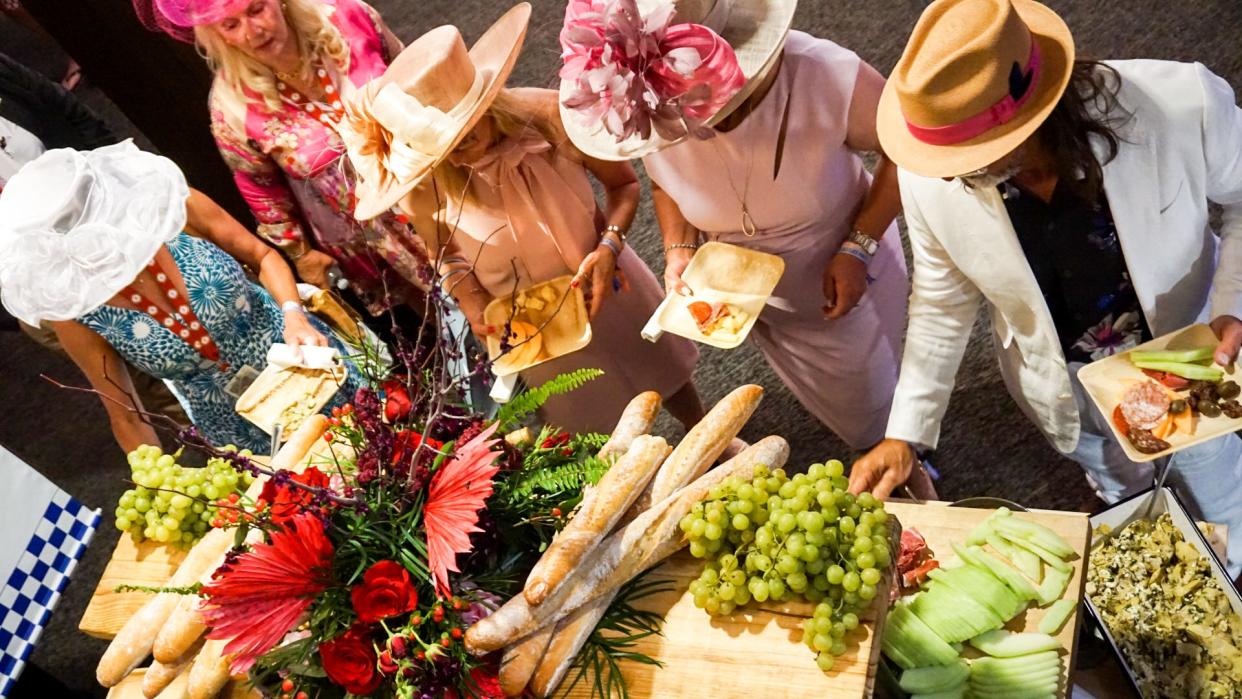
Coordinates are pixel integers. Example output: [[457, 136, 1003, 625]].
[[337, 5, 706, 435], [153, 0, 430, 319], [559, 0, 909, 452]]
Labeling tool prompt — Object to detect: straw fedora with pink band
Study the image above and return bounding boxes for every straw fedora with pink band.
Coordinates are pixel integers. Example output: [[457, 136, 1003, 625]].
[[876, 0, 1075, 179], [338, 3, 531, 220], [560, 0, 796, 162]]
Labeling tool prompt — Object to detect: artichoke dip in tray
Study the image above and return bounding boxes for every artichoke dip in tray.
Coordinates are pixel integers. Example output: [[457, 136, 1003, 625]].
[[1086, 487, 1242, 698]]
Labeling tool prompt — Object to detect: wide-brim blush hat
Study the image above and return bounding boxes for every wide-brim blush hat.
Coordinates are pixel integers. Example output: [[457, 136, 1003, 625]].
[[338, 3, 531, 221], [877, 0, 1075, 178], [153, 0, 250, 28], [560, 0, 797, 161], [0, 140, 189, 325]]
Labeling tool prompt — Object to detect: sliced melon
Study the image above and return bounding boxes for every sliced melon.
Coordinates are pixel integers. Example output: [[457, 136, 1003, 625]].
[[885, 602, 960, 667], [911, 686, 966, 699], [968, 630, 1063, 657], [927, 564, 1024, 620], [1038, 598, 1076, 635], [987, 532, 1043, 581], [1000, 532, 1071, 573], [899, 660, 969, 694], [969, 650, 1061, 676], [993, 517, 1074, 559], [1035, 565, 1072, 606], [911, 584, 1004, 643], [955, 544, 1040, 601]]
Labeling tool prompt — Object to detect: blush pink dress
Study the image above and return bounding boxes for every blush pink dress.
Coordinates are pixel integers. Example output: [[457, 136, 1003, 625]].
[[435, 127, 699, 434], [643, 32, 908, 449]]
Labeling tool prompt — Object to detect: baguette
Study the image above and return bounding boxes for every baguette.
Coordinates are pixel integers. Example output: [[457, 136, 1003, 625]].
[[597, 391, 661, 461], [499, 626, 553, 697], [465, 436, 789, 655], [154, 666, 191, 699], [144, 638, 204, 698], [97, 415, 328, 687], [523, 435, 669, 605], [187, 638, 232, 699], [631, 385, 762, 515]]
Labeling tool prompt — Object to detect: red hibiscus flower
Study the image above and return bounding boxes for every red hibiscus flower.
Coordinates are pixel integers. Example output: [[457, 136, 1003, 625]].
[[391, 429, 444, 467], [201, 513, 335, 674], [259, 467, 330, 523], [424, 424, 502, 598], [320, 624, 382, 696], [350, 560, 419, 623], [383, 379, 414, 422]]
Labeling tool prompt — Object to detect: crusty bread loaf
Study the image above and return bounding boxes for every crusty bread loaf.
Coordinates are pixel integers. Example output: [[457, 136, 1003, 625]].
[[524, 435, 669, 605], [597, 392, 661, 462], [144, 638, 203, 698], [187, 638, 232, 699], [465, 436, 789, 655], [153, 665, 191, 699], [631, 385, 762, 516], [499, 626, 553, 697]]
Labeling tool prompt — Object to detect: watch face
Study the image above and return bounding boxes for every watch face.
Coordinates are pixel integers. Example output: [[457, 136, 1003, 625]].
[[851, 232, 877, 254]]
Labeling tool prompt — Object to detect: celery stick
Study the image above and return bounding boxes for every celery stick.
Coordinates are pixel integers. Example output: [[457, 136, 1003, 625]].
[[955, 544, 1040, 601], [1129, 346, 1215, 364], [899, 660, 969, 694], [968, 630, 1063, 657], [1036, 566, 1072, 607], [1132, 359, 1224, 381], [987, 532, 1043, 582], [999, 532, 1071, 573], [1038, 599, 1076, 634], [993, 517, 1075, 559]]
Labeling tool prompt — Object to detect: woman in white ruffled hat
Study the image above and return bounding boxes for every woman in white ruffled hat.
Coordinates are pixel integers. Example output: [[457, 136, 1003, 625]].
[[337, 4, 705, 435], [559, 0, 910, 453], [0, 141, 355, 453]]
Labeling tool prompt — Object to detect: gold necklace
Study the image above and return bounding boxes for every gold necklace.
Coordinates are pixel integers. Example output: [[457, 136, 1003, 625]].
[[709, 136, 759, 237]]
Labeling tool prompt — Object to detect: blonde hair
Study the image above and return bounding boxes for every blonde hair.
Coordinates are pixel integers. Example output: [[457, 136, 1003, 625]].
[[195, 0, 350, 112]]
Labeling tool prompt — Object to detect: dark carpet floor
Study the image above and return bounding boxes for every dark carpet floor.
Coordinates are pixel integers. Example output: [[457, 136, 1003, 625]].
[[5, 0, 1242, 696]]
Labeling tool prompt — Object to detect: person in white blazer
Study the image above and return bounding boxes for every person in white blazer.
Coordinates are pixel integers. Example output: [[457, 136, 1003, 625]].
[[848, 0, 1242, 575]]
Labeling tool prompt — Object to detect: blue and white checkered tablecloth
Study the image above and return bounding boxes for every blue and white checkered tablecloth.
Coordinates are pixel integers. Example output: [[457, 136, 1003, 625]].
[[0, 445, 100, 698]]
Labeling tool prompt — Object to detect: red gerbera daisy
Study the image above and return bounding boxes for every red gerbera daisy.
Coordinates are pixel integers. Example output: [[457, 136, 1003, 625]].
[[424, 423, 501, 598], [200, 513, 335, 673]]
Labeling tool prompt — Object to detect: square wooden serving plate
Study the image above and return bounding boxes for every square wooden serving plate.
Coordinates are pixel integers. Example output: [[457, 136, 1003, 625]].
[[647, 241, 785, 349], [236, 361, 347, 439], [1077, 323, 1240, 462], [484, 275, 591, 377]]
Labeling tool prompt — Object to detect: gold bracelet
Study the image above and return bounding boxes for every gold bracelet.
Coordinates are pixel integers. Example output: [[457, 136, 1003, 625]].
[[664, 242, 699, 253]]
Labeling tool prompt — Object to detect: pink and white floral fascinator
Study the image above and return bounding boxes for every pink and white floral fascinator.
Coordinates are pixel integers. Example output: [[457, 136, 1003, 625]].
[[560, 0, 796, 161], [152, 0, 251, 29], [0, 141, 189, 325]]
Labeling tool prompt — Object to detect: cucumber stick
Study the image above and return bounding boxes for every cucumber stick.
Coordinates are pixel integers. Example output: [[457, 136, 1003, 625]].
[[1132, 359, 1224, 381], [1036, 566, 1072, 606], [992, 517, 1075, 559], [899, 660, 969, 694], [968, 629, 1063, 657], [1129, 346, 1215, 364], [956, 544, 1040, 601], [1038, 599, 1076, 634]]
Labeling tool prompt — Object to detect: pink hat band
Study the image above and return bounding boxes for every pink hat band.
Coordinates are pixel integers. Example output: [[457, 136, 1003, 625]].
[[904, 40, 1043, 146], [154, 0, 250, 28]]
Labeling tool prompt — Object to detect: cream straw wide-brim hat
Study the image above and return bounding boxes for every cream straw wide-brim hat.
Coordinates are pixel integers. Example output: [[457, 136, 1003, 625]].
[[348, 3, 531, 220], [876, 0, 1074, 179], [561, 0, 796, 162]]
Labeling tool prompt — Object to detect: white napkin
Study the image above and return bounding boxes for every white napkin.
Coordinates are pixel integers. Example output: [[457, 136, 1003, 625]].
[[266, 343, 340, 371], [489, 372, 519, 403]]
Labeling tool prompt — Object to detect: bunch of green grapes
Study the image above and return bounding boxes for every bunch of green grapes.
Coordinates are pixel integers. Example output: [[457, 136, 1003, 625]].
[[114, 444, 256, 547], [680, 460, 891, 670]]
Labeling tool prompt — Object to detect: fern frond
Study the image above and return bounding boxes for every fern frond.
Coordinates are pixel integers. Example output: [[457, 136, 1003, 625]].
[[503, 456, 609, 503], [496, 368, 604, 428]]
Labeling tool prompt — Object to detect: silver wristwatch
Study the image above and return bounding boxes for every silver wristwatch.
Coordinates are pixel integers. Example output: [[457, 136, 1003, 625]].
[[846, 230, 879, 256]]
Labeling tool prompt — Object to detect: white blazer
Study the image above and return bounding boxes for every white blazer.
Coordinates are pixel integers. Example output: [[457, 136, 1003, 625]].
[[887, 60, 1242, 454]]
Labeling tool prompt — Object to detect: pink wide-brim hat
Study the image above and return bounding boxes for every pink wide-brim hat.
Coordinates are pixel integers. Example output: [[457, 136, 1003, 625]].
[[154, 0, 251, 28]]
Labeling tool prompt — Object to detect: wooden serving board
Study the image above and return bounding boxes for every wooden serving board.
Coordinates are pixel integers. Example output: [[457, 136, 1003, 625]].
[[564, 501, 1090, 699], [105, 669, 259, 699]]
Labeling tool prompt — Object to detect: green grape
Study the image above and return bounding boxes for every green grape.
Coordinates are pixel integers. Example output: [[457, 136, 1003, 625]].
[[860, 568, 881, 586], [857, 492, 877, 509], [786, 572, 808, 592], [777, 513, 797, 533], [842, 612, 859, 630], [731, 513, 750, 531], [826, 565, 845, 585], [830, 640, 847, 657], [839, 516, 855, 534], [749, 578, 769, 602], [807, 462, 825, 480], [856, 552, 876, 570], [842, 571, 861, 592], [826, 460, 845, 478], [717, 582, 736, 601], [858, 583, 877, 601], [816, 652, 835, 671], [812, 634, 832, 652]]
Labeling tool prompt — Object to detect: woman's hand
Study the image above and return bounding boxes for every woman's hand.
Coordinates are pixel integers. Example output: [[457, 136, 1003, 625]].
[[664, 246, 695, 297], [294, 250, 338, 288], [282, 310, 329, 347], [822, 252, 868, 319], [573, 245, 623, 318], [848, 439, 917, 500]]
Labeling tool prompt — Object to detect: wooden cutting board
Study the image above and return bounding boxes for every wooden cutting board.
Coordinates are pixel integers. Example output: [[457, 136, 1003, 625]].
[[104, 669, 259, 699], [563, 501, 1089, 699]]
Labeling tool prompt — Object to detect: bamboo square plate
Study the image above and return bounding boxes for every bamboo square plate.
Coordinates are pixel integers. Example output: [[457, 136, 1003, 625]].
[[484, 275, 591, 377], [643, 241, 785, 349], [1077, 323, 1239, 462], [236, 352, 347, 440]]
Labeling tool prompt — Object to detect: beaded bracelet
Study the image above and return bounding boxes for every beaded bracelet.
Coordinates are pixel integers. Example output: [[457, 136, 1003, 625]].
[[664, 242, 700, 254], [599, 236, 622, 257]]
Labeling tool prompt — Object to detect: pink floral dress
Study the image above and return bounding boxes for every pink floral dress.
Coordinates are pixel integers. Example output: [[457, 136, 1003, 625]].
[[208, 0, 430, 315]]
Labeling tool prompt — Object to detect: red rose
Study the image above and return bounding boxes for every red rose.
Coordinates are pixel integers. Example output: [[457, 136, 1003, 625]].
[[383, 380, 413, 422], [259, 467, 330, 523], [351, 560, 419, 623], [319, 624, 381, 696]]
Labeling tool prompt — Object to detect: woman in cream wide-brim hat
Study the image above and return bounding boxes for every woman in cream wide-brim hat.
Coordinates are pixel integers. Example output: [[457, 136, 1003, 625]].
[[336, 3, 705, 435], [0, 141, 359, 454], [559, 0, 913, 455]]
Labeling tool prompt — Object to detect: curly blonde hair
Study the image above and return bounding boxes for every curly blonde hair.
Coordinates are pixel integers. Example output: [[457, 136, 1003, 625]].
[[195, 0, 350, 112]]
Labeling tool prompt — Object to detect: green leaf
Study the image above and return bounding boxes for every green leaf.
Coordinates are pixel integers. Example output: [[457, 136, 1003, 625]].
[[495, 369, 604, 429], [502, 456, 610, 503]]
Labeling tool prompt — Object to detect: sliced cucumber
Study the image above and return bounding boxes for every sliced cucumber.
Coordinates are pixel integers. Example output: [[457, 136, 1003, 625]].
[[999, 531, 1071, 573], [992, 517, 1075, 559], [1132, 359, 1224, 381], [1036, 566, 1072, 607], [1129, 346, 1215, 364], [928, 564, 1024, 620], [987, 532, 1043, 582], [956, 544, 1040, 601], [1038, 598, 1076, 635], [968, 630, 1063, 657], [899, 660, 969, 694]]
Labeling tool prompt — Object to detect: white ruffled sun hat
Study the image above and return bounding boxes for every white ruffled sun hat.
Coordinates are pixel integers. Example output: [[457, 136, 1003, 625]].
[[0, 140, 190, 326]]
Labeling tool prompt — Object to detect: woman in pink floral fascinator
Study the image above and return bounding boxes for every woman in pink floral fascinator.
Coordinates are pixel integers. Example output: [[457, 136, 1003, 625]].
[[561, 0, 923, 484]]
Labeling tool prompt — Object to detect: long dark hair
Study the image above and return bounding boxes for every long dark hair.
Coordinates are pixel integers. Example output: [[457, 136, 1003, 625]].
[[1035, 60, 1127, 203]]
